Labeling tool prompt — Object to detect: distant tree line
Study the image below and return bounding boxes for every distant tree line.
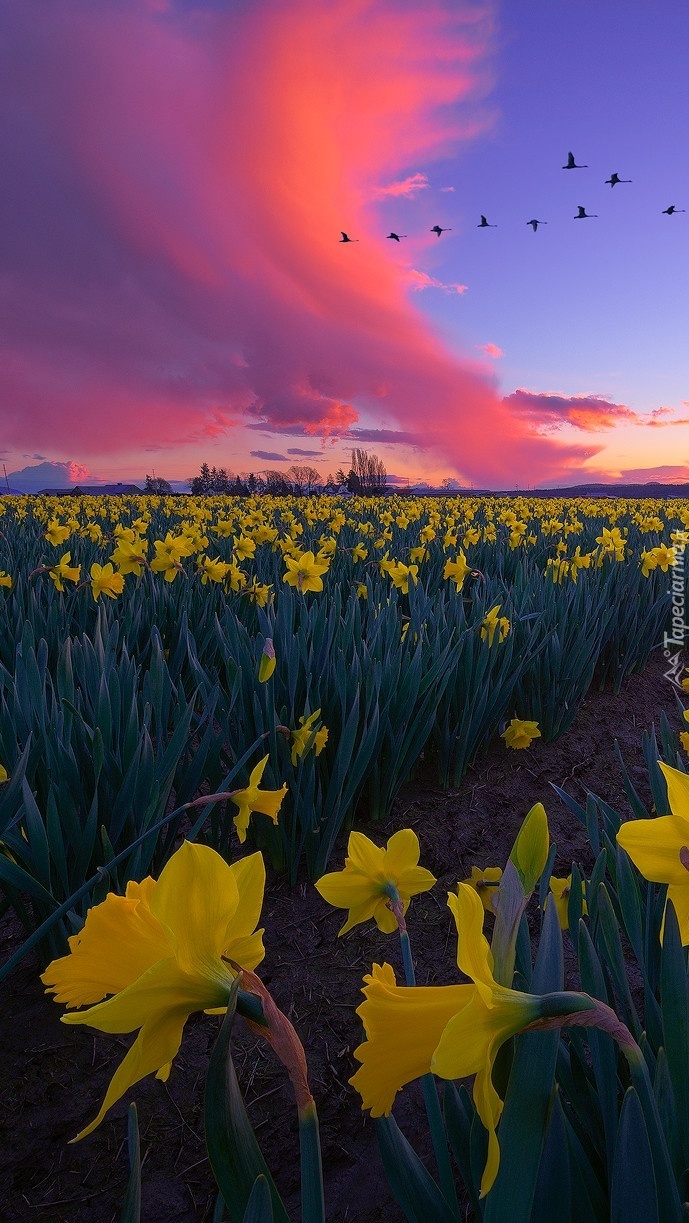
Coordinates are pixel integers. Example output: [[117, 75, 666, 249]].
[[186, 450, 387, 496]]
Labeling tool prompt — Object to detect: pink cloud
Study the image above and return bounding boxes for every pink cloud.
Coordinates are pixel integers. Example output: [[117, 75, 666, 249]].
[[505, 390, 637, 433], [407, 270, 469, 294], [0, 0, 596, 485], [371, 172, 429, 198], [476, 343, 503, 358], [638, 408, 689, 427]]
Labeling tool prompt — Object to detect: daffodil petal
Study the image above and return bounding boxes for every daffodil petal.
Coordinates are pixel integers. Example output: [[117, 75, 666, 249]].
[[41, 893, 169, 1007], [397, 865, 437, 897], [72, 1008, 188, 1140], [247, 755, 269, 788], [383, 829, 421, 875], [346, 831, 385, 876], [372, 896, 401, 934], [338, 896, 383, 935], [474, 1054, 504, 1197], [150, 842, 239, 971], [226, 852, 266, 946], [125, 877, 156, 908], [449, 884, 495, 999], [431, 989, 534, 1081], [315, 871, 386, 910], [61, 957, 231, 1035], [664, 887, 689, 946], [617, 813, 689, 885], [659, 762, 689, 821]]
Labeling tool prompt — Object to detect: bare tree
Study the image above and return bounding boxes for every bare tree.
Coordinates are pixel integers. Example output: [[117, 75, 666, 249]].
[[350, 448, 387, 494], [264, 470, 293, 495], [287, 465, 322, 495]]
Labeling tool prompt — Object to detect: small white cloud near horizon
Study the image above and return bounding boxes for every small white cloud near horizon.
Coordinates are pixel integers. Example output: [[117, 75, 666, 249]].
[[407, 269, 468, 295], [476, 343, 503, 359], [371, 172, 429, 199]]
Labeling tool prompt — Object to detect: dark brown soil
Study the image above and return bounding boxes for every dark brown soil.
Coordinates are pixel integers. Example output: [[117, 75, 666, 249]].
[[1, 649, 682, 1222]]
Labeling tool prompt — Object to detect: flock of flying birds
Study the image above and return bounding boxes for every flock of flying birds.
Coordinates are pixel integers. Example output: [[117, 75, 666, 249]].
[[338, 151, 686, 242]]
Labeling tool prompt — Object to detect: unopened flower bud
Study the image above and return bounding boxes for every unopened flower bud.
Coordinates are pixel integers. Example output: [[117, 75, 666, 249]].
[[258, 638, 276, 683]]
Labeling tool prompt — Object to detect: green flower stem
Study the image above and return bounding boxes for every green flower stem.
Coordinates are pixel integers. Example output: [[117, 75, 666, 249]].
[[386, 886, 460, 1220], [236, 988, 268, 1028]]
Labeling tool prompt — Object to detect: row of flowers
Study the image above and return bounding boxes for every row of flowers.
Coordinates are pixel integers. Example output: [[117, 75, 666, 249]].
[[37, 750, 688, 1206]]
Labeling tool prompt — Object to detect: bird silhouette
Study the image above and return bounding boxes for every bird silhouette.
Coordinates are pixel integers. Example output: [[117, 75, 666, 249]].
[[478, 215, 497, 227], [386, 232, 407, 241], [563, 151, 588, 169], [574, 206, 597, 219], [662, 205, 685, 215], [527, 219, 547, 231], [605, 172, 632, 187], [430, 225, 452, 236]]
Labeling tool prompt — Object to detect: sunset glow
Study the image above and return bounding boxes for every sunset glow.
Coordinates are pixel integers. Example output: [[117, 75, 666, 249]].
[[1, 0, 688, 490]]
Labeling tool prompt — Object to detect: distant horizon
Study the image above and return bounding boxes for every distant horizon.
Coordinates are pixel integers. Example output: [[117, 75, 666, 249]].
[[5, 458, 689, 498]]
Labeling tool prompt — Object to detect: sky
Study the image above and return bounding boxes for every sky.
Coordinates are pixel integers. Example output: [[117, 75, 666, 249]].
[[1, 0, 688, 492]]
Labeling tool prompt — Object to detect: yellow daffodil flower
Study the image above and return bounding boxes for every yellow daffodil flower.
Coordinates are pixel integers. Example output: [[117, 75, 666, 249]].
[[230, 755, 287, 843], [90, 563, 125, 602], [214, 518, 234, 537], [617, 761, 689, 943], [49, 552, 81, 591], [226, 561, 247, 592], [650, 543, 676, 572], [0, 571, 13, 588], [443, 551, 471, 590], [569, 546, 592, 582], [109, 537, 148, 576], [351, 884, 557, 1197], [548, 875, 588, 930], [481, 606, 510, 646], [545, 557, 569, 583], [42, 842, 266, 1140], [315, 829, 436, 935], [465, 866, 503, 912], [501, 718, 541, 750], [45, 519, 71, 545], [290, 710, 328, 766], [197, 555, 230, 585], [233, 535, 256, 561], [0, 763, 8, 783], [283, 550, 330, 594], [244, 579, 272, 606], [388, 561, 418, 594]]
